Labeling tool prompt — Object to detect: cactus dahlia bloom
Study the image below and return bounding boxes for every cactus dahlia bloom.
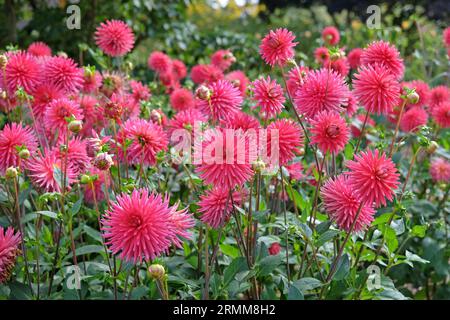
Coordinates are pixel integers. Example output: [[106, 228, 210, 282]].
[[267, 119, 303, 166], [43, 56, 84, 94], [0, 227, 21, 284], [259, 28, 298, 67], [195, 128, 255, 190], [346, 149, 400, 208], [0, 122, 38, 173], [101, 188, 195, 263], [225, 70, 250, 96], [147, 51, 172, 74], [360, 40, 405, 79], [321, 26, 340, 45], [310, 111, 350, 155], [198, 187, 244, 229], [44, 97, 84, 134], [429, 86, 449, 111], [400, 107, 428, 132], [353, 63, 401, 115], [95, 19, 135, 57], [251, 76, 286, 118], [4, 51, 41, 94], [321, 175, 375, 232], [347, 48, 363, 69], [429, 158, 450, 183], [117, 119, 168, 167], [431, 102, 450, 128], [27, 41, 52, 57], [170, 88, 195, 111], [294, 68, 350, 119], [211, 49, 235, 71]]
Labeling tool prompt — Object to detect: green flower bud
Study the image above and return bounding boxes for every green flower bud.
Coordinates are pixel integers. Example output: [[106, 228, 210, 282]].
[[148, 264, 165, 280]]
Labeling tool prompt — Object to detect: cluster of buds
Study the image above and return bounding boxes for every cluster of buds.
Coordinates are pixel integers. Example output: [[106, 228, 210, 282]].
[[93, 152, 114, 171], [195, 85, 212, 100]]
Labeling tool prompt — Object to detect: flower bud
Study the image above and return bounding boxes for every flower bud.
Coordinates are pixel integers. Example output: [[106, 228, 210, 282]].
[[330, 51, 341, 61], [150, 109, 162, 125], [426, 141, 438, 154], [195, 85, 211, 100], [148, 264, 165, 280], [59, 144, 68, 153], [286, 58, 297, 68], [68, 120, 83, 134], [407, 91, 420, 104], [5, 167, 18, 179], [18, 148, 30, 160], [0, 54, 7, 69], [94, 152, 114, 171], [57, 51, 68, 59], [252, 159, 266, 173], [80, 174, 91, 185]]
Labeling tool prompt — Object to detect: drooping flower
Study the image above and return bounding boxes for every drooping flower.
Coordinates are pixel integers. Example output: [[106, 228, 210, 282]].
[[400, 107, 428, 132], [403, 80, 430, 109], [225, 70, 250, 96], [431, 101, 450, 128], [429, 86, 449, 110], [251, 76, 286, 118], [347, 48, 363, 69], [321, 175, 375, 232], [0, 123, 38, 173], [196, 80, 243, 121], [101, 188, 194, 263], [43, 56, 84, 93], [190, 64, 224, 84], [353, 64, 401, 115], [198, 187, 244, 229], [259, 28, 298, 67], [95, 19, 135, 57], [170, 88, 195, 111], [351, 114, 375, 138], [294, 68, 350, 119], [118, 119, 168, 167], [171, 59, 187, 80], [314, 47, 330, 64], [4, 51, 41, 94], [267, 119, 303, 166], [31, 82, 64, 120], [360, 40, 404, 79], [27, 42, 52, 57], [310, 111, 349, 155], [322, 26, 340, 45], [0, 227, 21, 284], [211, 49, 236, 71], [147, 51, 172, 74], [346, 149, 400, 207], [195, 128, 254, 189], [429, 158, 450, 183], [44, 98, 83, 134], [26, 149, 77, 192]]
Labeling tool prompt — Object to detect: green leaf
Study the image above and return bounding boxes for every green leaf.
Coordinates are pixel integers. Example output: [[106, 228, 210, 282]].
[[69, 198, 83, 216], [293, 277, 322, 292], [287, 284, 304, 300], [372, 213, 396, 226], [405, 250, 430, 266], [223, 257, 248, 287], [383, 226, 398, 253], [74, 245, 104, 257], [220, 244, 240, 259], [36, 211, 58, 219], [257, 255, 281, 277], [83, 225, 102, 243], [316, 230, 340, 247], [344, 143, 354, 160], [410, 225, 427, 238], [333, 254, 350, 281]]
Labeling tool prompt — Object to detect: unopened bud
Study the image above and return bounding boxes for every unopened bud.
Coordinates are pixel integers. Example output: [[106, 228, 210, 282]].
[[57, 51, 68, 59], [94, 152, 114, 171], [18, 149, 30, 159], [80, 174, 91, 185], [5, 167, 18, 179], [426, 141, 438, 154], [195, 85, 211, 100], [148, 264, 165, 280], [407, 91, 420, 104], [252, 159, 266, 173], [68, 120, 83, 134], [1, 90, 7, 99], [286, 58, 297, 68], [330, 51, 341, 61], [0, 54, 7, 69], [150, 109, 162, 125]]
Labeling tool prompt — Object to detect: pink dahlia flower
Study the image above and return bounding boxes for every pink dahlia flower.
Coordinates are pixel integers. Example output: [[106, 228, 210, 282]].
[[259, 28, 298, 67], [429, 86, 449, 110], [225, 70, 250, 96], [130, 80, 151, 104], [95, 19, 135, 57], [360, 40, 404, 79], [285, 161, 304, 181], [26, 149, 77, 192], [168, 108, 207, 142], [198, 187, 244, 229], [294, 68, 350, 119], [268, 242, 281, 255], [147, 51, 172, 74], [195, 128, 254, 189], [310, 111, 349, 155], [101, 188, 194, 262], [251, 76, 286, 118], [0, 123, 38, 173], [343, 93, 358, 116], [82, 70, 103, 94], [0, 227, 21, 284], [314, 47, 330, 64], [321, 175, 375, 232], [196, 80, 243, 121], [400, 107, 428, 132], [346, 149, 400, 207], [347, 48, 363, 69], [190, 64, 224, 84], [267, 119, 303, 166], [443, 27, 450, 47], [353, 64, 401, 115], [4, 51, 41, 94], [44, 98, 83, 134], [170, 88, 195, 111], [211, 49, 236, 71], [44, 56, 84, 93], [172, 59, 187, 80], [118, 119, 168, 167], [27, 42, 52, 57], [329, 57, 350, 77], [322, 26, 340, 45], [431, 101, 450, 128], [403, 80, 430, 109], [429, 158, 450, 183], [286, 66, 308, 97], [57, 137, 91, 175], [220, 111, 261, 133], [30, 83, 64, 119]]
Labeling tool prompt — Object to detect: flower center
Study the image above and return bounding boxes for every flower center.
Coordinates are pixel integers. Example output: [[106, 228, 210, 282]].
[[326, 124, 340, 138]]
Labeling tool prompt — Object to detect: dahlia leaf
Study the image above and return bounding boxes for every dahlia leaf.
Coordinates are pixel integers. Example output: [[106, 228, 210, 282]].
[[288, 284, 304, 300], [333, 253, 350, 281], [224, 257, 248, 287]]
